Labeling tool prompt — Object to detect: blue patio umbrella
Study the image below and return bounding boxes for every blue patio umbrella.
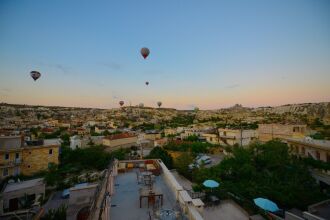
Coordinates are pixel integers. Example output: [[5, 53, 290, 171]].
[[203, 180, 220, 188], [253, 198, 279, 212]]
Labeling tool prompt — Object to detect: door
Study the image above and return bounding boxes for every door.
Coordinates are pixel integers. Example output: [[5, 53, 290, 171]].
[[9, 198, 19, 211]]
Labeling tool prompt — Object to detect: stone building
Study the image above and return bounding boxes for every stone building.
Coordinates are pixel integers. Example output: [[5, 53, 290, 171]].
[[0, 136, 59, 180], [102, 133, 138, 151], [284, 137, 330, 162], [202, 133, 219, 144], [218, 128, 257, 147], [258, 124, 306, 142]]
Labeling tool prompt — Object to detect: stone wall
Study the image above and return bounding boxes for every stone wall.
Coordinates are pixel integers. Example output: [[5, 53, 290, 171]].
[[103, 136, 138, 149], [21, 145, 59, 176], [258, 124, 306, 142]]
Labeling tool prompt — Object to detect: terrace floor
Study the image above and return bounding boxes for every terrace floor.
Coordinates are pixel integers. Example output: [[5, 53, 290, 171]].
[[110, 169, 184, 220]]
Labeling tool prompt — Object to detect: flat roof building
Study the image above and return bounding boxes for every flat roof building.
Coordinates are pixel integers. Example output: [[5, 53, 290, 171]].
[[0, 178, 45, 215], [86, 159, 204, 220], [0, 136, 60, 180], [258, 124, 306, 142], [103, 133, 138, 151]]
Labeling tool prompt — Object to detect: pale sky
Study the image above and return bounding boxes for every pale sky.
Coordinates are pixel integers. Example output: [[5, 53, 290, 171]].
[[0, 0, 329, 110]]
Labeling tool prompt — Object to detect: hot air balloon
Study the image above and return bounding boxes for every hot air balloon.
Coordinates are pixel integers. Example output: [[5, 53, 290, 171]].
[[140, 47, 150, 59], [145, 81, 149, 86], [119, 101, 124, 107], [139, 103, 144, 108], [157, 101, 162, 108], [30, 71, 41, 81]]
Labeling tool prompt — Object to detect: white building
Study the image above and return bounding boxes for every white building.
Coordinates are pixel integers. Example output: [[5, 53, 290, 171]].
[[70, 135, 105, 150], [218, 128, 257, 147], [70, 135, 82, 150]]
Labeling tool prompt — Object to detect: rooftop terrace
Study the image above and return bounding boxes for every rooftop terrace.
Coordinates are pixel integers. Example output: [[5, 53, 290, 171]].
[[107, 160, 204, 220], [110, 171, 182, 220]]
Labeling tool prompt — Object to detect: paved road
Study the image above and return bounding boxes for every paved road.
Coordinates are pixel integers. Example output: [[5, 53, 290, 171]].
[[204, 153, 224, 168]]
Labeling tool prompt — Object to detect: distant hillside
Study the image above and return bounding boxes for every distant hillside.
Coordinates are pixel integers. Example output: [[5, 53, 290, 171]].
[[256, 102, 330, 123], [1, 101, 329, 124]]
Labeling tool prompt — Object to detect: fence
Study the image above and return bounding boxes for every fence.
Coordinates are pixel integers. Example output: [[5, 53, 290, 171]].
[[87, 160, 116, 220]]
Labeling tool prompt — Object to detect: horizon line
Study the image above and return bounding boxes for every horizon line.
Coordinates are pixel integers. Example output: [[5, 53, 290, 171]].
[[1, 101, 329, 111]]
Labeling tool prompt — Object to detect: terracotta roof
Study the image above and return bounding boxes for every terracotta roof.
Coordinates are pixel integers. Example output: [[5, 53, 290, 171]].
[[41, 128, 54, 133], [105, 133, 137, 140]]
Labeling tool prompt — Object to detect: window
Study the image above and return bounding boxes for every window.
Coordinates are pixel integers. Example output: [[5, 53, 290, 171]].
[[29, 151, 31, 154], [4, 153, 9, 160], [301, 147, 305, 155], [3, 168, 8, 176], [327, 154, 330, 163], [316, 151, 320, 160], [49, 149, 53, 155], [28, 165, 31, 168], [15, 153, 19, 159]]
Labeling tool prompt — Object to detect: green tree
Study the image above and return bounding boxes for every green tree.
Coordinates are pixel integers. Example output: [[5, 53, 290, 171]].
[[185, 135, 199, 142], [102, 130, 110, 136], [41, 204, 67, 220], [173, 152, 193, 179], [146, 147, 173, 169], [60, 133, 70, 146], [192, 140, 328, 210], [310, 132, 325, 140], [44, 163, 61, 186], [60, 145, 112, 170]]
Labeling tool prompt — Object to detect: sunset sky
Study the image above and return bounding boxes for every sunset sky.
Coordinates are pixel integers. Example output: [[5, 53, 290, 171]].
[[0, 0, 329, 110]]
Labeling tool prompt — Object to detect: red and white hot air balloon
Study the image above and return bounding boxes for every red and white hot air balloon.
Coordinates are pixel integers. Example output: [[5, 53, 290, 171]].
[[140, 47, 150, 59], [119, 101, 124, 107], [157, 101, 162, 108], [30, 71, 41, 81]]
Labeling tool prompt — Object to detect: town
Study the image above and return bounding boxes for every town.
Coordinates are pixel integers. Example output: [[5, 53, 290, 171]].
[[1, 0, 330, 220], [0, 102, 329, 220]]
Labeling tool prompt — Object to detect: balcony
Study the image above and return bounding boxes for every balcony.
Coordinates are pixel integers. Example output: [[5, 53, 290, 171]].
[[0, 159, 22, 168]]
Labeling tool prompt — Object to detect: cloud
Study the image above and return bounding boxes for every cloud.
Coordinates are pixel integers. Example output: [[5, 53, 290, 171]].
[[100, 62, 122, 70], [186, 104, 198, 110], [111, 90, 119, 100], [0, 88, 11, 93], [95, 82, 105, 87], [0, 88, 11, 97], [38, 62, 71, 74], [225, 84, 240, 89]]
